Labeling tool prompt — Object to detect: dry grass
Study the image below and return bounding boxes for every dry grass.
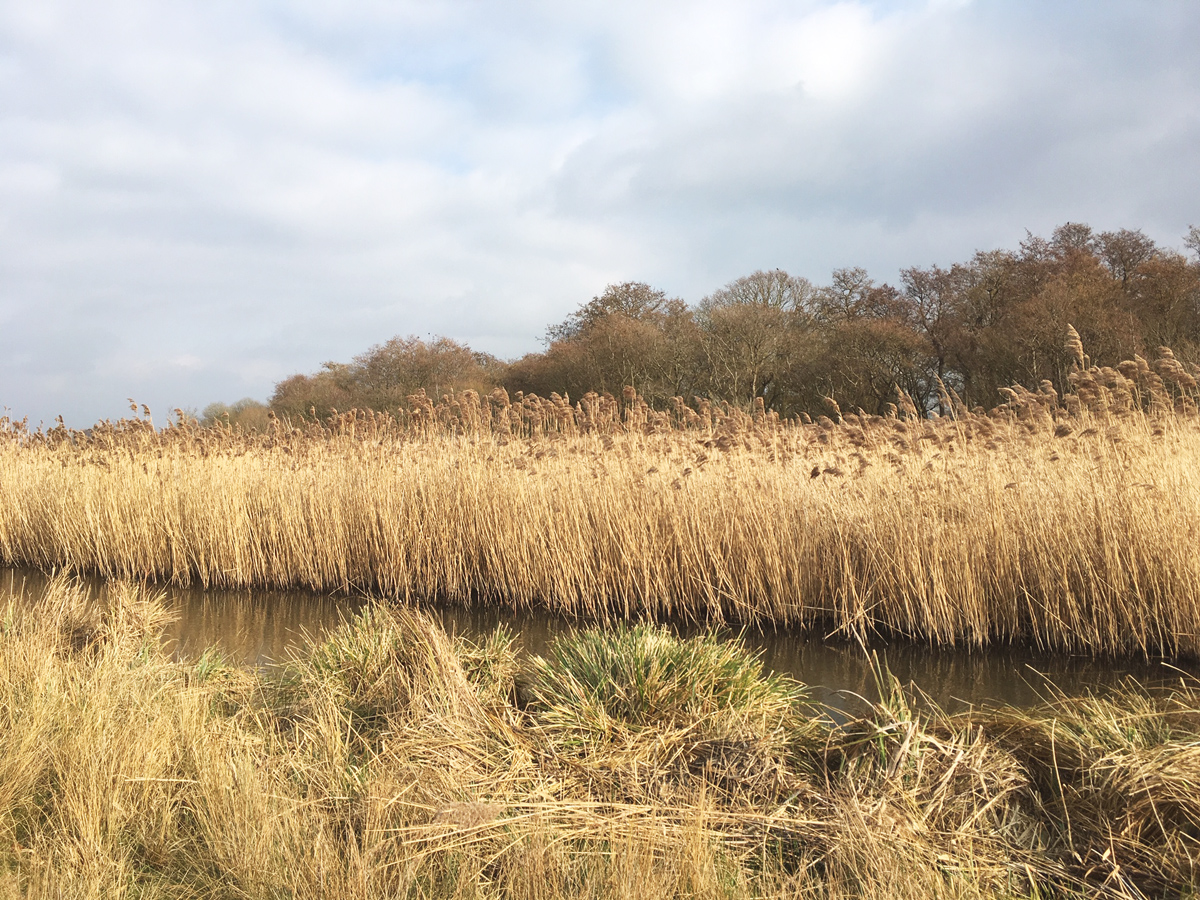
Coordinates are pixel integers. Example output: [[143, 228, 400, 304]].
[[3, 577, 1199, 898], [3, 347, 1200, 656]]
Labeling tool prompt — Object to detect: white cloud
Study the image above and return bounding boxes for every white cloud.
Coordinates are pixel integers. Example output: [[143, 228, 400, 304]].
[[0, 0, 1198, 425]]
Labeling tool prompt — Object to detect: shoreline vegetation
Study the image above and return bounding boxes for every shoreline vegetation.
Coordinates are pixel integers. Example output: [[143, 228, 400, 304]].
[[2, 577, 1198, 899], [3, 337, 1200, 657]]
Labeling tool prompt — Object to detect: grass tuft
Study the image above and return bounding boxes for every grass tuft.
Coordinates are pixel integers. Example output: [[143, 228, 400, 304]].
[[527, 622, 809, 737]]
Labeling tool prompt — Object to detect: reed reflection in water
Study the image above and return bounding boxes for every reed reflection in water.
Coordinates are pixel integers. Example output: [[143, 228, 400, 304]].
[[2, 568, 364, 667], [2, 568, 1189, 711]]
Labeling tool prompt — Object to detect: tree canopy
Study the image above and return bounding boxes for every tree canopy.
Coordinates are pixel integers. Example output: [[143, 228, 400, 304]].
[[253, 223, 1200, 424]]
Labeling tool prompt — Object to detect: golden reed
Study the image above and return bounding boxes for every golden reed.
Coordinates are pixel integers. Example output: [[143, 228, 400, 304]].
[[3, 343, 1200, 656]]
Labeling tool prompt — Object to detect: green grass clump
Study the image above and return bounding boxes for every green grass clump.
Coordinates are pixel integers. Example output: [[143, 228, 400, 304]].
[[524, 624, 826, 807], [526, 623, 809, 735], [454, 623, 521, 712]]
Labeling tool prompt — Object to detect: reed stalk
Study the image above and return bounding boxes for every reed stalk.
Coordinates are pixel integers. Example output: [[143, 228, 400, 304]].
[[3, 346, 1200, 655]]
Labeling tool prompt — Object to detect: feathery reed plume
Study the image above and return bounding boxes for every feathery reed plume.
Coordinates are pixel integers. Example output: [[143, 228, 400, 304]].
[[3, 338, 1200, 656], [1065, 323, 1086, 369]]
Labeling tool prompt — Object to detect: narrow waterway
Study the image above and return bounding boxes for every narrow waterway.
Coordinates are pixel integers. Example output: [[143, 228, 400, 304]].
[[3, 568, 1190, 714]]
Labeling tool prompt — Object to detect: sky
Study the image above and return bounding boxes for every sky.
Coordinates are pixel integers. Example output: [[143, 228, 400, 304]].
[[1, 0, 1198, 426]]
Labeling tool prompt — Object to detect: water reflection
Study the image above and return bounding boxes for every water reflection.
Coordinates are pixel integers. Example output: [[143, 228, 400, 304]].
[[3, 568, 1191, 712], [1, 568, 365, 667]]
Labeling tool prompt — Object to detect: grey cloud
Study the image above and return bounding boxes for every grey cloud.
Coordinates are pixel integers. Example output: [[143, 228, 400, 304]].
[[546, 1, 1200, 280]]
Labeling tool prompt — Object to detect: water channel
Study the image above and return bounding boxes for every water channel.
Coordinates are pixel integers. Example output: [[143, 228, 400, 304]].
[[3, 567, 1191, 714]]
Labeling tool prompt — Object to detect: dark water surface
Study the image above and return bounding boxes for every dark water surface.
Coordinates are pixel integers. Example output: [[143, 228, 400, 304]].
[[4, 568, 1191, 714]]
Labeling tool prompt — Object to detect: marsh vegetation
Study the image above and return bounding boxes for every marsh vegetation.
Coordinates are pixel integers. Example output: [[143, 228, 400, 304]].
[[1, 578, 1197, 899], [3, 334, 1200, 656]]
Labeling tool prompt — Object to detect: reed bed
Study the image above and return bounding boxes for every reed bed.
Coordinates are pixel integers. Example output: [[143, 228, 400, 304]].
[[2, 577, 1198, 899], [3, 345, 1200, 655]]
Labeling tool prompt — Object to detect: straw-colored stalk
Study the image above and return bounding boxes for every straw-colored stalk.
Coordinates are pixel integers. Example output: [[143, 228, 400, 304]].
[[3, 377, 1200, 654]]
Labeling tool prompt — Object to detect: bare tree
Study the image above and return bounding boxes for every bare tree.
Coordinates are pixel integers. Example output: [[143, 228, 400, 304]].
[[1051, 222, 1098, 255], [1186, 225, 1200, 261], [696, 270, 813, 408], [698, 269, 813, 313], [1098, 228, 1158, 285], [521, 282, 699, 403], [900, 264, 971, 393], [546, 282, 675, 342], [270, 335, 498, 419], [201, 398, 270, 430], [352, 335, 493, 406], [812, 267, 874, 323]]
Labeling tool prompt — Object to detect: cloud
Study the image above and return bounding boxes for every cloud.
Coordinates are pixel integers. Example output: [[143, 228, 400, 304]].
[[1, 0, 1198, 424]]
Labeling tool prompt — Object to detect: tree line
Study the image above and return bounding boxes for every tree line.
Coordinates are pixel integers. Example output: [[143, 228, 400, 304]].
[[209, 223, 1200, 427]]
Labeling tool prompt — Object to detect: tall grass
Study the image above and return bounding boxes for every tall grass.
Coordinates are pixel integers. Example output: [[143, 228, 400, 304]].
[[3, 344, 1200, 655], [3, 577, 1199, 898]]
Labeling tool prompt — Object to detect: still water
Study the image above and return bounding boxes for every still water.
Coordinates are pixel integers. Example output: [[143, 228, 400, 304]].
[[3, 568, 1191, 714]]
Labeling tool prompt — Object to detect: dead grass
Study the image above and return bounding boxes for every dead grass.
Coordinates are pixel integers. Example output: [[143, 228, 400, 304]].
[[2, 578, 1199, 898], [3, 345, 1200, 656]]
